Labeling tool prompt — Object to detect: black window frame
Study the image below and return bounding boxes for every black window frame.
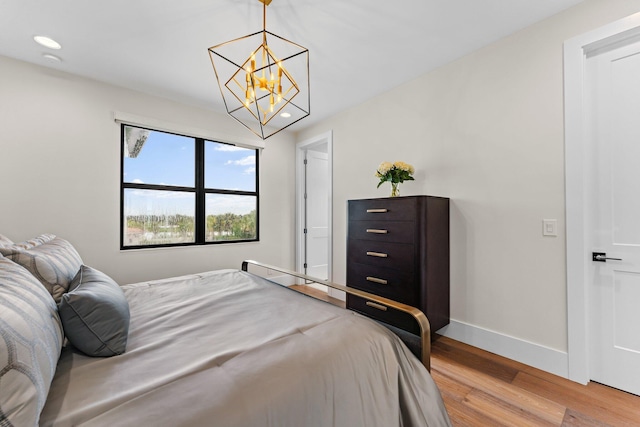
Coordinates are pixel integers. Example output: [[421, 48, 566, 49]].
[[120, 124, 259, 250]]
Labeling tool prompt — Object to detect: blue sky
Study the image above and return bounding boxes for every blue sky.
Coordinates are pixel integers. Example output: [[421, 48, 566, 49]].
[[123, 129, 256, 216]]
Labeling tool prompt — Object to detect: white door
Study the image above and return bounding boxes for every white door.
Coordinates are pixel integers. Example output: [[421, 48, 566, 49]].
[[586, 37, 640, 395], [305, 149, 329, 280]]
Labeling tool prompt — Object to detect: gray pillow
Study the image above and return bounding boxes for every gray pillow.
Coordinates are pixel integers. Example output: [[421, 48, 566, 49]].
[[0, 257, 64, 426], [0, 234, 83, 303], [58, 265, 130, 357]]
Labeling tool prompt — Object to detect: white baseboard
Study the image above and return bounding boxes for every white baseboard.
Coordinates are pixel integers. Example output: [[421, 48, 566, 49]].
[[438, 320, 569, 379]]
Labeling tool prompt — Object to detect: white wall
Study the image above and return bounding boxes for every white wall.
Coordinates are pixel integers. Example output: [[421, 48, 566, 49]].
[[3, 0, 640, 377], [0, 55, 296, 285], [296, 0, 640, 374]]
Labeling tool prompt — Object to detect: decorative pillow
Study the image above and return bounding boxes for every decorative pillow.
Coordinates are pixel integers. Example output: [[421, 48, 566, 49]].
[[0, 234, 83, 303], [10, 233, 55, 250], [58, 265, 130, 357], [0, 257, 64, 426], [0, 234, 13, 247]]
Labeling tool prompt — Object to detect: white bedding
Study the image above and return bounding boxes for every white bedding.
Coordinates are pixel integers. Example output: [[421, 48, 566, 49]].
[[41, 269, 450, 426]]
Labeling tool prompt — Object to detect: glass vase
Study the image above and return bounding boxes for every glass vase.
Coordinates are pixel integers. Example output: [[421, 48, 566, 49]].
[[390, 182, 400, 197]]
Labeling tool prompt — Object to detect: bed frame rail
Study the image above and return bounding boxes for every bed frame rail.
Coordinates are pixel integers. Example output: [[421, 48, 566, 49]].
[[241, 260, 432, 371]]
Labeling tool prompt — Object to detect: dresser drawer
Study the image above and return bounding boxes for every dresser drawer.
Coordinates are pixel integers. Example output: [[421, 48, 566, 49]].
[[348, 198, 418, 222], [348, 220, 415, 244], [346, 195, 450, 336], [347, 239, 415, 272], [347, 294, 420, 335], [347, 262, 417, 304]]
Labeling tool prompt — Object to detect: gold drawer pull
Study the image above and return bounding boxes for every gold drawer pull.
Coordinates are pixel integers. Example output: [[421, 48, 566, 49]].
[[366, 301, 388, 311], [366, 276, 388, 285], [366, 229, 388, 234], [366, 251, 388, 258], [366, 209, 388, 213]]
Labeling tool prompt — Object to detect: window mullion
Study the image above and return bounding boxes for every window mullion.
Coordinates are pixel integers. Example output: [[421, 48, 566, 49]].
[[195, 138, 205, 244]]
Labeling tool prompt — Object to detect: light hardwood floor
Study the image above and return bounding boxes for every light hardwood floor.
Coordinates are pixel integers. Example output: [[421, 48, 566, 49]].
[[431, 336, 640, 426], [288, 285, 640, 425]]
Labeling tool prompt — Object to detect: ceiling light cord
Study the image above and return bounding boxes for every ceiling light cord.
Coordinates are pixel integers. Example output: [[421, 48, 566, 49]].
[[263, 1, 267, 34]]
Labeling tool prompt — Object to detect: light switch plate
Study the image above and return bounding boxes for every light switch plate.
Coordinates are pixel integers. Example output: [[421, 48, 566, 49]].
[[543, 219, 557, 237]]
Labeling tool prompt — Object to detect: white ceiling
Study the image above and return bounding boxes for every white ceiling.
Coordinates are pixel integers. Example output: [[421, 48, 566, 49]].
[[1, 0, 585, 133]]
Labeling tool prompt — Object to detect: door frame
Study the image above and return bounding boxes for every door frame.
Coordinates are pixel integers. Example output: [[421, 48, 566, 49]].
[[295, 131, 333, 280], [564, 12, 640, 385]]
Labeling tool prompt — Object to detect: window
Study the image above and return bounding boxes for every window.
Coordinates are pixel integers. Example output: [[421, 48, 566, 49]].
[[120, 124, 259, 249]]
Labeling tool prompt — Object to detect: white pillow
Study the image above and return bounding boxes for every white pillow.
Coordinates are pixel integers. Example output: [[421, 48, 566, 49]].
[[0, 234, 83, 303], [0, 234, 13, 247], [0, 257, 64, 425]]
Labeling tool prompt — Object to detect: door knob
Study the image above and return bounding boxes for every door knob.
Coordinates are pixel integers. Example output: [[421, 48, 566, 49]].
[[592, 252, 622, 262]]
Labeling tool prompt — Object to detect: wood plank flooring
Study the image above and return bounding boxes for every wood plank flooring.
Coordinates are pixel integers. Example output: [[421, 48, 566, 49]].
[[287, 285, 640, 425], [431, 336, 640, 426]]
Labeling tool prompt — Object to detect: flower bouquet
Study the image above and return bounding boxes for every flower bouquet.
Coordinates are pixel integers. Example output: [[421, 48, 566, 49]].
[[375, 161, 415, 197]]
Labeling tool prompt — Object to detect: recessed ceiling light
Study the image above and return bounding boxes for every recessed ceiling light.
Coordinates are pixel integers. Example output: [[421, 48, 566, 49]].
[[43, 53, 62, 62], [280, 112, 291, 118], [34, 35, 61, 50]]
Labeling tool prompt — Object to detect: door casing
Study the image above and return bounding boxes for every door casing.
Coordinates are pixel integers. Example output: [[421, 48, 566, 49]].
[[564, 12, 640, 385], [295, 131, 333, 282]]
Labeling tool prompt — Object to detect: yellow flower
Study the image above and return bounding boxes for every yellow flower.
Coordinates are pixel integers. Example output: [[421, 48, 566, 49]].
[[375, 160, 415, 190], [376, 161, 393, 175], [393, 161, 415, 174]]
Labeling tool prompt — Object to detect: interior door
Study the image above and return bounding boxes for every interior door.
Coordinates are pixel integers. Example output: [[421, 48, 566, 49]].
[[304, 149, 329, 281], [587, 37, 640, 396]]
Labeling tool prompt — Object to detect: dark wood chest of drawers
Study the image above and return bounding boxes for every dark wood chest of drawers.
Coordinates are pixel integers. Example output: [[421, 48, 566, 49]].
[[346, 196, 450, 335]]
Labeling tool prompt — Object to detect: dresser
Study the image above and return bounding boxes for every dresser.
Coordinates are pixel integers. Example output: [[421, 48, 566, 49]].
[[346, 196, 450, 338]]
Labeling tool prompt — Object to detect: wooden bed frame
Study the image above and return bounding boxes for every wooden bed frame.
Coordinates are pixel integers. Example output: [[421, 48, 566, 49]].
[[241, 260, 432, 371]]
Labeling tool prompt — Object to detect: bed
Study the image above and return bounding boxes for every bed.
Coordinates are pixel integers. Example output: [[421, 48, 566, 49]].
[[0, 234, 451, 427]]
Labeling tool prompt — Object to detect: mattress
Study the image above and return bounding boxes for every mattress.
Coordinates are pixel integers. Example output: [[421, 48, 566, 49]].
[[41, 269, 451, 426]]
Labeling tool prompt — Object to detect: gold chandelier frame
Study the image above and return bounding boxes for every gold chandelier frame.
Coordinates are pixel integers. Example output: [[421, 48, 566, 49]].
[[208, 0, 310, 140]]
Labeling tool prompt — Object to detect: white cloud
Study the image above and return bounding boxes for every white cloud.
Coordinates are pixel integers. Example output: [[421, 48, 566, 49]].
[[132, 178, 144, 184], [225, 155, 256, 166], [205, 194, 255, 215], [215, 144, 249, 152], [124, 189, 194, 216], [127, 189, 192, 200], [244, 167, 256, 175]]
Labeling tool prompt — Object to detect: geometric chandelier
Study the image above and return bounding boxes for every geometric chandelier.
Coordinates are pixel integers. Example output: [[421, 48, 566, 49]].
[[208, 0, 310, 140]]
